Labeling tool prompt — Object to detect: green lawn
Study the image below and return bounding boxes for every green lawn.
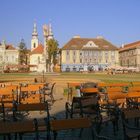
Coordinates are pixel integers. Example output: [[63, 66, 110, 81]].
[[60, 72, 140, 83], [0, 72, 140, 83]]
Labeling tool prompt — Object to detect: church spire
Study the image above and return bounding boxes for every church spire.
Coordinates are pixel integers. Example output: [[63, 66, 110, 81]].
[[31, 22, 39, 51], [32, 22, 38, 36]]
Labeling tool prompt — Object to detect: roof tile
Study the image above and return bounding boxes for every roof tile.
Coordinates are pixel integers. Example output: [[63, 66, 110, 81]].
[[62, 38, 118, 50], [30, 44, 44, 54], [119, 40, 140, 52], [6, 45, 16, 50]]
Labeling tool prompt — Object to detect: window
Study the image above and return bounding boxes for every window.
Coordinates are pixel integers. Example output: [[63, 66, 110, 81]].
[[66, 51, 69, 55], [73, 67, 77, 72], [0, 56, 2, 61], [38, 56, 40, 63], [73, 51, 76, 55], [6, 56, 8, 61], [66, 51, 70, 62], [66, 67, 70, 72], [111, 51, 115, 56], [12, 56, 14, 62], [89, 51, 92, 56], [85, 51, 88, 56], [33, 43, 36, 48], [94, 51, 97, 57], [80, 59, 82, 63], [105, 51, 108, 56], [135, 58, 137, 66], [105, 51, 108, 59]]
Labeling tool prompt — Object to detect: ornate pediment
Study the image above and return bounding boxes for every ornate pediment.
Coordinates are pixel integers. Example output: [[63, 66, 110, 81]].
[[83, 41, 98, 48]]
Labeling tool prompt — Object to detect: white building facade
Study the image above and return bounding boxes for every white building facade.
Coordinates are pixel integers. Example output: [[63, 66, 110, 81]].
[[0, 40, 19, 72], [29, 22, 54, 72]]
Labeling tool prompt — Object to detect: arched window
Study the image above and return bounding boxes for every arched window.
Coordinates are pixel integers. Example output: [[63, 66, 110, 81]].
[[33, 43, 36, 48], [38, 56, 40, 64]]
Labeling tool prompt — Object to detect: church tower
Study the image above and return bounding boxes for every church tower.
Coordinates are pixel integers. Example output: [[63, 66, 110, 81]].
[[31, 22, 39, 51]]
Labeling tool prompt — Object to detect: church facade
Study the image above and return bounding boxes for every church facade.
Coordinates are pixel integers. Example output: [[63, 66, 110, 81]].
[[29, 22, 54, 72]]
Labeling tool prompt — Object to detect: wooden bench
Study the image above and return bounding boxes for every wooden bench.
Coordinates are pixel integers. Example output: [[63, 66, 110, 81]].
[[50, 118, 93, 140], [106, 87, 123, 92], [13, 102, 50, 121], [0, 120, 38, 139], [80, 87, 98, 97], [128, 87, 140, 92], [131, 81, 140, 86], [121, 109, 140, 140], [106, 91, 128, 108], [105, 83, 130, 87]]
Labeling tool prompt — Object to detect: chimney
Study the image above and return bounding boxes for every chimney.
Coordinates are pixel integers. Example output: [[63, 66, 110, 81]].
[[73, 35, 81, 38], [121, 44, 124, 48], [96, 36, 104, 39]]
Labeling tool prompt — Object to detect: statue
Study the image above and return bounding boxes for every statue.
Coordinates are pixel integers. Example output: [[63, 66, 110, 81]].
[[43, 24, 49, 37]]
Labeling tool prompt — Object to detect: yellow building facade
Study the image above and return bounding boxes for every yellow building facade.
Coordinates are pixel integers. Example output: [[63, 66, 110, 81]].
[[61, 36, 119, 72]]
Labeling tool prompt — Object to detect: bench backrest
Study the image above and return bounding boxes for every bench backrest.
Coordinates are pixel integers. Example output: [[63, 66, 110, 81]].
[[50, 118, 92, 131]]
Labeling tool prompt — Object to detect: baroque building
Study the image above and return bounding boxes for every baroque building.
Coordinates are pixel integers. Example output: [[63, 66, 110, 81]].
[[0, 40, 19, 72], [61, 36, 119, 72], [119, 40, 140, 71], [29, 22, 54, 72]]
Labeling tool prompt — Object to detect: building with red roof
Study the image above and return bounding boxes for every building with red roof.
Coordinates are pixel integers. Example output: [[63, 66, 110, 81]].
[[119, 40, 140, 71], [0, 40, 19, 72], [29, 43, 46, 72], [29, 22, 54, 72], [61, 36, 119, 72]]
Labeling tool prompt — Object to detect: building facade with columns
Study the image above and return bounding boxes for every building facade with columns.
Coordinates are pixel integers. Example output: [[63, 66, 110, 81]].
[[29, 22, 54, 72], [61, 36, 119, 72], [0, 41, 19, 72], [119, 40, 140, 71]]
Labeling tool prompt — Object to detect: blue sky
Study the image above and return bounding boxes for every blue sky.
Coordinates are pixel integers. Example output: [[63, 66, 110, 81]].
[[0, 0, 140, 48]]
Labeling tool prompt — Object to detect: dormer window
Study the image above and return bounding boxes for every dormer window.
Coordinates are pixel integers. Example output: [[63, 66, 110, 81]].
[[83, 41, 98, 48]]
